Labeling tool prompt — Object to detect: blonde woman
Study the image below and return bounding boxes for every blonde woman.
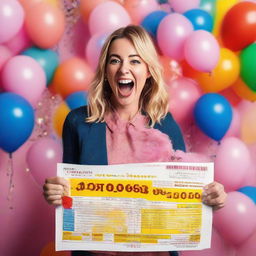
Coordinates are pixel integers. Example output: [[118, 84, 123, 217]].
[[43, 25, 226, 256]]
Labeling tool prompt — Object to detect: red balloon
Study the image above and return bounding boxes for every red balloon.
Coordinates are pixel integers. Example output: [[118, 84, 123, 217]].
[[221, 2, 256, 51]]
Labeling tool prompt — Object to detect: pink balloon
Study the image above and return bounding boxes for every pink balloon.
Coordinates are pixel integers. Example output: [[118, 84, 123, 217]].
[[184, 30, 220, 72], [88, 2, 131, 35], [168, 0, 200, 13], [180, 228, 236, 256], [224, 107, 241, 138], [0, 0, 25, 43], [167, 77, 202, 124], [157, 13, 193, 60], [27, 137, 62, 186], [214, 137, 251, 191], [1, 55, 46, 106], [236, 228, 256, 256], [214, 191, 256, 245], [4, 25, 32, 55], [0, 45, 12, 70], [85, 31, 110, 70]]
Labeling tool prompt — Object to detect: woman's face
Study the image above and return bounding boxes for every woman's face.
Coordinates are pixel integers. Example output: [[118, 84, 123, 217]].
[[106, 38, 150, 113]]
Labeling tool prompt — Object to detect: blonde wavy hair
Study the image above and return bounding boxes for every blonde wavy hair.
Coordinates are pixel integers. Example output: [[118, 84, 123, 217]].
[[87, 25, 169, 126]]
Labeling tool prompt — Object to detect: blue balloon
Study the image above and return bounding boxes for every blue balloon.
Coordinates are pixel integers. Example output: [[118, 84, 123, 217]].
[[65, 91, 88, 110], [0, 93, 34, 153], [194, 93, 232, 141], [141, 10, 168, 38], [238, 186, 256, 204], [22, 47, 59, 85], [183, 9, 213, 32]]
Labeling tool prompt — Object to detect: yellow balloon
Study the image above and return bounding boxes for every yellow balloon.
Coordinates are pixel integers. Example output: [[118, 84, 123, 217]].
[[241, 103, 256, 144], [45, 0, 59, 7], [52, 102, 70, 137], [232, 78, 256, 102], [213, 0, 238, 36]]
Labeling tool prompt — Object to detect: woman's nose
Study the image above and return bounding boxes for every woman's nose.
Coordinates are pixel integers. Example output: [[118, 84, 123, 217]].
[[119, 61, 130, 74]]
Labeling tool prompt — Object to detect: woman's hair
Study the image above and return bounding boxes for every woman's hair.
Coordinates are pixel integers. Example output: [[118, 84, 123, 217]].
[[87, 25, 169, 126]]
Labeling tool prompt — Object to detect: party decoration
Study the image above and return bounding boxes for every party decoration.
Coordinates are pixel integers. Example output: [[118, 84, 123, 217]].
[[124, 0, 160, 25], [238, 186, 256, 204], [182, 48, 240, 92], [65, 91, 88, 110], [232, 78, 256, 101], [214, 137, 251, 191], [167, 77, 201, 123], [0, 93, 34, 153], [80, 0, 106, 23], [219, 88, 241, 107], [220, 2, 256, 51], [194, 93, 232, 141], [183, 9, 213, 32], [88, 1, 131, 35], [25, 2, 65, 48], [27, 137, 62, 186], [240, 43, 256, 92], [22, 47, 59, 84], [199, 0, 217, 17], [1, 55, 46, 106], [141, 10, 168, 38], [157, 13, 193, 60], [168, 0, 200, 13], [0, 0, 25, 43], [240, 102, 256, 144], [0, 46, 12, 70], [214, 191, 256, 245], [184, 30, 220, 72], [236, 229, 256, 256], [52, 57, 93, 99]]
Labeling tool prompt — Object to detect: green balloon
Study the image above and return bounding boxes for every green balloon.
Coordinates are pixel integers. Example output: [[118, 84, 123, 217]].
[[240, 43, 256, 92], [200, 0, 216, 17]]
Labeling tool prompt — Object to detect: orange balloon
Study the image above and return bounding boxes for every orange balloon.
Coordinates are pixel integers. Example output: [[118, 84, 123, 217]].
[[52, 57, 94, 99], [182, 48, 240, 92], [52, 102, 70, 137], [25, 3, 65, 48], [40, 241, 70, 256], [19, 0, 59, 10], [232, 78, 256, 102]]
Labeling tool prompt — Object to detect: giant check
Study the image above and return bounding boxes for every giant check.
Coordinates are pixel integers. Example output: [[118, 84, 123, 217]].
[[56, 162, 213, 251]]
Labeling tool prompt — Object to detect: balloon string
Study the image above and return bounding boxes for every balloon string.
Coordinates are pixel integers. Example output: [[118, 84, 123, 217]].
[[7, 153, 14, 209]]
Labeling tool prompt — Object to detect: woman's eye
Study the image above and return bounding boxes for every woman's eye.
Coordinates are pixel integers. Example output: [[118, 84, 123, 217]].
[[109, 58, 120, 64], [131, 59, 141, 64]]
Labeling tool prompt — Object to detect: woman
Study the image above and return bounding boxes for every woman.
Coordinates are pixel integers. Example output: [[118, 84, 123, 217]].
[[43, 25, 226, 256]]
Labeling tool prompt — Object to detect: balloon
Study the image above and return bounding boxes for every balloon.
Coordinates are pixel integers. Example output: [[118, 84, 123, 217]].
[[236, 229, 256, 256], [22, 47, 59, 84], [219, 87, 241, 106], [214, 191, 256, 245], [52, 102, 70, 137], [141, 10, 168, 38], [85, 31, 110, 70], [238, 186, 256, 204], [183, 9, 213, 32], [167, 77, 202, 123], [0, 92, 34, 153], [51, 57, 93, 99], [157, 13, 193, 60], [223, 107, 240, 138], [0, 0, 25, 43], [124, 0, 160, 25], [1, 55, 46, 106], [65, 91, 88, 110], [88, 2, 131, 35], [184, 30, 220, 72], [220, 2, 256, 51], [213, 0, 238, 36], [194, 93, 233, 141], [19, 0, 59, 10], [168, 0, 200, 13], [240, 102, 256, 144], [199, 0, 217, 17], [214, 137, 251, 191], [25, 3, 65, 48], [4, 25, 32, 55], [27, 137, 62, 186], [182, 48, 240, 92], [232, 78, 256, 101], [240, 43, 256, 92], [0, 46, 12, 70]]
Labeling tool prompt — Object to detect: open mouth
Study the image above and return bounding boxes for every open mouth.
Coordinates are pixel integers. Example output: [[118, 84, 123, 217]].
[[117, 79, 134, 97]]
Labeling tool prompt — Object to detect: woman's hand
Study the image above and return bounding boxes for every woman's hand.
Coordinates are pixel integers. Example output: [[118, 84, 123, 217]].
[[202, 181, 227, 210], [43, 177, 69, 206]]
